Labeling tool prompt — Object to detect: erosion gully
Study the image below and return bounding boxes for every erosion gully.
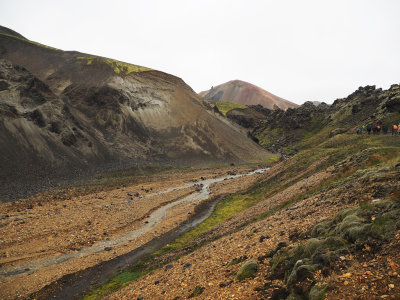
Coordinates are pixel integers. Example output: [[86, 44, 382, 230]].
[[4, 168, 267, 299]]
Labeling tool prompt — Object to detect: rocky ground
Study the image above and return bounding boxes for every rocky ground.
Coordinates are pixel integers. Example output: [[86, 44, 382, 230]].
[[106, 171, 400, 300], [0, 165, 264, 299], [1, 135, 399, 300]]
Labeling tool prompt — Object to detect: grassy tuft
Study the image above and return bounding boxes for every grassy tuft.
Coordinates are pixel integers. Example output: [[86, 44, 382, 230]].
[[82, 268, 150, 300]]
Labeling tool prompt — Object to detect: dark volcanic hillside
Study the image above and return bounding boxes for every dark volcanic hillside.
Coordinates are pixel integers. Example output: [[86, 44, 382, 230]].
[[199, 80, 298, 110], [223, 85, 400, 155], [0, 28, 271, 201]]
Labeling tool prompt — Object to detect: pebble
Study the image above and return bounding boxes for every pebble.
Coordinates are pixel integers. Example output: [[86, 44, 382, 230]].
[[219, 280, 233, 287]]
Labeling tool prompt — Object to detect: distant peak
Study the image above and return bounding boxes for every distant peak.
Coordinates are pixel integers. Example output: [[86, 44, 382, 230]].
[[200, 80, 298, 110]]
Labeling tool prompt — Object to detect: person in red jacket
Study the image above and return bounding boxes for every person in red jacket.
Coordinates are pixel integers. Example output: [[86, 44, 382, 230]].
[[393, 124, 398, 135]]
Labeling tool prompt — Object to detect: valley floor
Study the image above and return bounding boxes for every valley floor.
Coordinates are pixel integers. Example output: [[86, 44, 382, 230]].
[[0, 165, 264, 299]]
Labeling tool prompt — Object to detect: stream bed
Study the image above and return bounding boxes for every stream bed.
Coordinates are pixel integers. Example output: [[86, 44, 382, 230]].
[[14, 168, 268, 299]]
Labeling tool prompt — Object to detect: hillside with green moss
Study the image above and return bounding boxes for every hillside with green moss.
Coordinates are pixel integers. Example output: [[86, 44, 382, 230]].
[[247, 84, 400, 155], [215, 101, 248, 115], [76, 56, 152, 75]]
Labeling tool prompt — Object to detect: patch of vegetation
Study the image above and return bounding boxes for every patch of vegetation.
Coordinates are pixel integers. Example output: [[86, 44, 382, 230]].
[[188, 286, 205, 297], [215, 101, 247, 115], [82, 266, 152, 300], [155, 190, 266, 255], [76, 56, 152, 75]]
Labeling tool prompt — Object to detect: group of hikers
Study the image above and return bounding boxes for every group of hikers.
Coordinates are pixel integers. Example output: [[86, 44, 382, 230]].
[[355, 123, 400, 135]]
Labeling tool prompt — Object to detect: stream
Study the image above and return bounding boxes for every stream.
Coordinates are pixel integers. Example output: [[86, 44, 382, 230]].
[[1, 168, 268, 299]]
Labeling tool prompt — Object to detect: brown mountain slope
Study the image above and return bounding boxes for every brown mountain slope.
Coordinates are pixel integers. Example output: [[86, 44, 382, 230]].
[[199, 80, 298, 110], [0, 29, 272, 201]]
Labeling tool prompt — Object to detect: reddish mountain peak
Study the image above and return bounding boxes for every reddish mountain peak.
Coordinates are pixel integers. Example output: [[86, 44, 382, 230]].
[[200, 80, 298, 110]]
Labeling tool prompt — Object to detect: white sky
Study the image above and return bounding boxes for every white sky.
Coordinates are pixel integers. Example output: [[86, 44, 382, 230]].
[[1, 0, 399, 104]]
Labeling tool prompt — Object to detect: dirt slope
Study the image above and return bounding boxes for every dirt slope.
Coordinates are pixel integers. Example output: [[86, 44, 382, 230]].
[[199, 80, 298, 110], [0, 28, 272, 201]]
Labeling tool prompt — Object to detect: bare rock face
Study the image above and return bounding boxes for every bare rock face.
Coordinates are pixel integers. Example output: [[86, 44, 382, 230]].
[[199, 80, 298, 110], [0, 28, 270, 200]]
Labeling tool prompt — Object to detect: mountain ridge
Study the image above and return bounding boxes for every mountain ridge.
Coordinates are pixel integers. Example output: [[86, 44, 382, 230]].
[[0, 27, 272, 201]]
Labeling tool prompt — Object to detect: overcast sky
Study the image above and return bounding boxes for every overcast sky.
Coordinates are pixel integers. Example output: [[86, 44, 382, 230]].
[[1, 0, 399, 104]]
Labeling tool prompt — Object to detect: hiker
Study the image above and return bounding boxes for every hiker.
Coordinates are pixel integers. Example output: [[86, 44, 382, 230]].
[[382, 124, 388, 135], [367, 124, 372, 135], [376, 125, 381, 135], [372, 125, 378, 135], [356, 127, 361, 134], [392, 124, 396, 135], [362, 124, 367, 134]]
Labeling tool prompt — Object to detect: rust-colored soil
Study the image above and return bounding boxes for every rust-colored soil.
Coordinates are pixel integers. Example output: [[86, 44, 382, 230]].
[[0, 166, 263, 299]]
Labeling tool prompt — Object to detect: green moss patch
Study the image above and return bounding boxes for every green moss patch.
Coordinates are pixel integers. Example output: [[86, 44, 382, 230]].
[[76, 56, 152, 75], [215, 101, 247, 115]]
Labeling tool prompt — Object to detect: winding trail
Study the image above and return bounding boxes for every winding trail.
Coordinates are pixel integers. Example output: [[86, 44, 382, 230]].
[[0, 168, 267, 280]]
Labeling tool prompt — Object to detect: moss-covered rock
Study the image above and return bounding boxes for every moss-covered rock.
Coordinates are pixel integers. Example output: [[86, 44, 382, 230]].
[[269, 200, 400, 298], [236, 259, 259, 281]]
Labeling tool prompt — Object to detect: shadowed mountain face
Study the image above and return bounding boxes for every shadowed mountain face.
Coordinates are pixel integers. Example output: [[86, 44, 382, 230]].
[[199, 80, 298, 110], [0, 28, 271, 200]]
